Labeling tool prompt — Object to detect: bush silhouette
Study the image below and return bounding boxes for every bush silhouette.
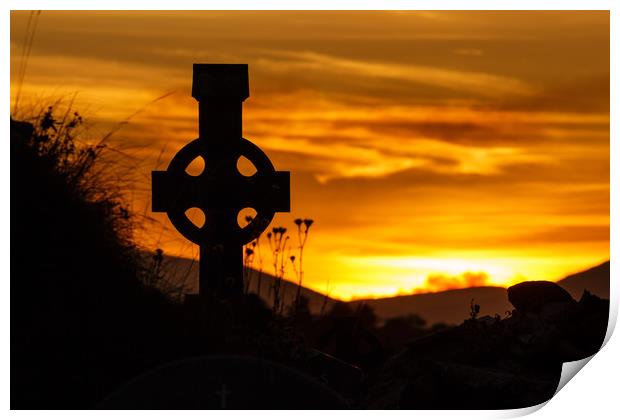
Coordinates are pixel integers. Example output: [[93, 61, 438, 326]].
[[11, 112, 184, 408]]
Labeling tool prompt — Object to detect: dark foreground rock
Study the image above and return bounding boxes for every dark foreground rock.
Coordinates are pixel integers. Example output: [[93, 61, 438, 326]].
[[507, 281, 575, 314]]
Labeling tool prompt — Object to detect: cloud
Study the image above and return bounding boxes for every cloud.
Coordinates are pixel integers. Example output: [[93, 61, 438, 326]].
[[454, 48, 484, 56], [257, 50, 537, 98], [417, 271, 490, 292]]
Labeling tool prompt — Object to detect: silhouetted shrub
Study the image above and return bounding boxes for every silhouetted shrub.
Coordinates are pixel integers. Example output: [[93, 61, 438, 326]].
[[11, 111, 182, 408]]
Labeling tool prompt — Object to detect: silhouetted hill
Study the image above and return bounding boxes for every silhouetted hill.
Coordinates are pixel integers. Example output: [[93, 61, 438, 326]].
[[160, 254, 609, 326], [557, 260, 609, 299], [355, 262, 610, 325], [158, 254, 340, 314], [356, 287, 510, 326], [161, 253, 509, 324], [11, 116, 186, 408]]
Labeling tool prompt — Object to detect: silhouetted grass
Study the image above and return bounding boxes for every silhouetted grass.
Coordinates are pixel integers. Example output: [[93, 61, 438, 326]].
[[10, 104, 188, 408], [292, 218, 314, 316], [10, 104, 328, 408]]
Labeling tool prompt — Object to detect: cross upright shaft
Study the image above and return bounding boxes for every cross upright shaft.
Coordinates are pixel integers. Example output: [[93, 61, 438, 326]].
[[193, 64, 249, 298]]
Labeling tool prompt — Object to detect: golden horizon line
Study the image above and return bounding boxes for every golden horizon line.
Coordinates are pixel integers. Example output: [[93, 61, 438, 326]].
[[159, 250, 609, 302]]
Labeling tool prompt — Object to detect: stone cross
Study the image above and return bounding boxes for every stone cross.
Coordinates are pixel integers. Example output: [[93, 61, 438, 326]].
[[152, 64, 290, 300]]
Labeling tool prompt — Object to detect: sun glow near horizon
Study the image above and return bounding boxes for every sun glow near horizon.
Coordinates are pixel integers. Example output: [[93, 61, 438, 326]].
[[280, 249, 609, 301]]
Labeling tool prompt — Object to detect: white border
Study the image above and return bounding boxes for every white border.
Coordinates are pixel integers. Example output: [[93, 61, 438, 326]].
[[3, 2, 616, 419]]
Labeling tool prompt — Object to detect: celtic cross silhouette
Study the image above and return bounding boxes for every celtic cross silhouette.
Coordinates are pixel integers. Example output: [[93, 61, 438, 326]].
[[152, 64, 290, 299]]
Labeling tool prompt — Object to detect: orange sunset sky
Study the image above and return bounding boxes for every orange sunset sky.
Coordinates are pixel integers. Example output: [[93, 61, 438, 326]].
[[10, 11, 610, 299]]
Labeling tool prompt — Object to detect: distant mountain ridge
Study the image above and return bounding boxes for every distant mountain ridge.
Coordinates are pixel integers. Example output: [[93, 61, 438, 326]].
[[357, 260, 610, 325], [355, 286, 509, 326], [158, 254, 340, 314], [557, 260, 609, 300], [158, 253, 609, 326]]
